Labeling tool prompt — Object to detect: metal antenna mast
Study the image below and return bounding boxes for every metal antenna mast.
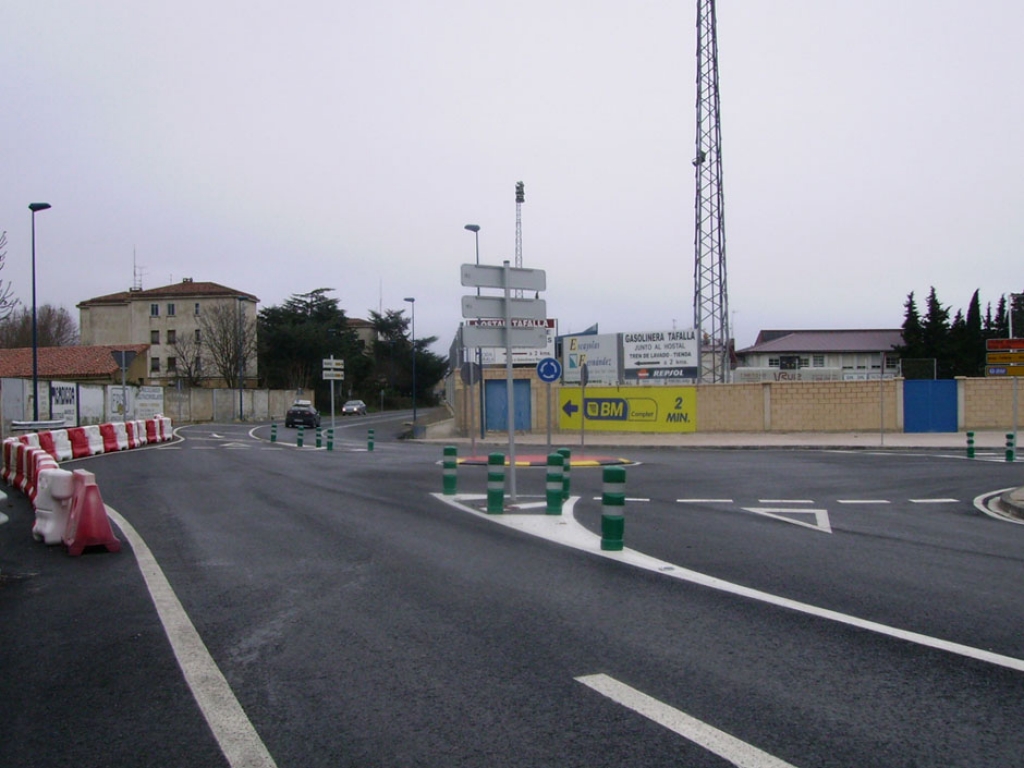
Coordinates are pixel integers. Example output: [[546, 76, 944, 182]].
[[693, 0, 730, 383], [514, 181, 525, 297]]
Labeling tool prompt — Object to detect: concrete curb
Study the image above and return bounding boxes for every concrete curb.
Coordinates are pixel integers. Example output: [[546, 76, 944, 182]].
[[999, 487, 1024, 520]]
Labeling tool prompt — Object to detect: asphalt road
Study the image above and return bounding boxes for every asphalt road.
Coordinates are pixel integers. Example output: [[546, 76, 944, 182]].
[[2, 417, 1023, 767]]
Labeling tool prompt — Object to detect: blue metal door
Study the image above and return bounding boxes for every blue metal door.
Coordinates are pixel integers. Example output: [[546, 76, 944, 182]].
[[904, 379, 957, 432], [485, 379, 532, 431]]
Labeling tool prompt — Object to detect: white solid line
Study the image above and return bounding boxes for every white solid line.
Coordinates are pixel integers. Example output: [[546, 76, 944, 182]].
[[910, 498, 959, 504], [758, 499, 814, 504], [677, 498, 734, 504], [836, 499, 890, 505], [435, 494, 1024, 673], [106, 507, 278, 768], [576, 674, 799, 768]]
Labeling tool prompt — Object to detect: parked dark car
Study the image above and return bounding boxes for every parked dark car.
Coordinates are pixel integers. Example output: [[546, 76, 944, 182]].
[[341, 399, 367, 416], [285, 400, 320, 428]]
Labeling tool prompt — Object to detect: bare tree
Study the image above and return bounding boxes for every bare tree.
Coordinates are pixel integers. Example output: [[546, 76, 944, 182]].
[[0, 304, 79, 348], [0, 231, 18, 322], [170, 330, 206, 387], [198, 301, 257, 388]]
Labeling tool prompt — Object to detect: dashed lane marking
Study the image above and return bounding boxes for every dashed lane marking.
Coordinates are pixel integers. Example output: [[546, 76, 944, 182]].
[[836, 499, 890, 505], [576, 674, 800, 768]]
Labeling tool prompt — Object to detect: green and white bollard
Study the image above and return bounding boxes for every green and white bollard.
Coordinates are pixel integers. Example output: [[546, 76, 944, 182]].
[[316, 426, 323, 448], [546, 453, 564, 515], [271, 422, 278, 443], [297, 425, 305, 448], [443, 445, 458, 495], [368, 429, 375, 452], [966, 431, 975, 459], [327, 428, 334, 452], [487, 453, 505, 514], [557, 447, 571, 501], [600, 465, 626, 551], [1007, 433, 1016, 463]]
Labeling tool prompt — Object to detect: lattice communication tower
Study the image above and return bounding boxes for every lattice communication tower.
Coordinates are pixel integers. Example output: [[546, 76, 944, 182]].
[[693, 0, 730, 383]]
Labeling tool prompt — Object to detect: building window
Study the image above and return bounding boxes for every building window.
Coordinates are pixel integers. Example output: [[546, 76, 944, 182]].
[[812, 355, 825, 368], [195, 302, 201, 316], [151, 330, 160, 344], [150, 357, 160, 373], [167, 303, 176, 317], [167, 356, 177, 372], [150, 303, 159, 317], [195, 329, 201, 343], [768, 357, 780, 368], [167, 329, 176, 344]]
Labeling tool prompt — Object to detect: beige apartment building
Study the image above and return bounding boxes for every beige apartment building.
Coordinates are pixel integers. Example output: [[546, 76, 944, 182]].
[[78, 279, 258, 387]]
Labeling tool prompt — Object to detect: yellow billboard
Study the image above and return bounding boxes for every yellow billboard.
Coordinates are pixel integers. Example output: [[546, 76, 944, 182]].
[[558, 386, 697, 433]]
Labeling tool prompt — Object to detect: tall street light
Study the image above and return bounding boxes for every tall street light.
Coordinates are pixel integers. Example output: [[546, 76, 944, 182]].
[[237, 296, 245, 421], [29, 202, 52, 422], [404, 297, 416, 427], [464, 224, 485, 440]]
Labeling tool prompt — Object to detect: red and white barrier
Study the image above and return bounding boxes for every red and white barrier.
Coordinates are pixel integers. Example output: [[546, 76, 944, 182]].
[[2, 416, 174, 511]]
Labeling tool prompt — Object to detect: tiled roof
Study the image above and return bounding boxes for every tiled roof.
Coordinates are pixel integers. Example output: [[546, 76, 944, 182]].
[[739, 329, 904, 354], [0, 344, 149, 378], [78, 280, 258, 306]]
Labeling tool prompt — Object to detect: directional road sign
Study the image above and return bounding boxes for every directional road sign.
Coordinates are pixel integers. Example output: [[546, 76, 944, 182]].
[[461, 263, 546, 292], [322, 358, 345, 370], [462, 325, 548, 349], [462, 296, 547, 321], [987, 338, 1024, 352]]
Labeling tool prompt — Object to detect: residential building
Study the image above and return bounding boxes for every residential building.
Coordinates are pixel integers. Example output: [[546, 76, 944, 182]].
[[735, 329, 903, 381], [78, 279, 258, 387]]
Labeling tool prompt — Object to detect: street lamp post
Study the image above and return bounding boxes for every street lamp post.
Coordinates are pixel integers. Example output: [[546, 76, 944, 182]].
[[237, 297, 245, 420], [464, 224, 485, 440], [29, 202, 52, 422], [404, 297, 417, 428]]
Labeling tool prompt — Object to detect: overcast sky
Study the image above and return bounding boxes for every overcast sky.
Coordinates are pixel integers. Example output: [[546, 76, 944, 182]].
[[3, 1, 1022, 353]]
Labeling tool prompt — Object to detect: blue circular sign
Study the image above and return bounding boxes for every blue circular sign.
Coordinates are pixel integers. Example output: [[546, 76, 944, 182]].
[[537, 357, 562, 383]]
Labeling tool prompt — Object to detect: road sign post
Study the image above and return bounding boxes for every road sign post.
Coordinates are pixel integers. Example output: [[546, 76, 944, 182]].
[[537, 357, 561, 452], [461, 260, 548, 501], [323, 357, 345, 430]]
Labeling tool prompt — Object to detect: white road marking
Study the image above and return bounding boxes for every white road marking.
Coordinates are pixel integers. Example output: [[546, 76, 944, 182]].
[[975, 489, 1024, 525], [742, 507, 832, 534], [591, 496, 650, 503], [677, 498, 734, 504], [910, 498, 959, 504], [435, 493, 1024, 673], [836, 499, 890, 505], [576, 674, 799, 768], [758, 499, 814, 504], [105, 507, 277, 768]]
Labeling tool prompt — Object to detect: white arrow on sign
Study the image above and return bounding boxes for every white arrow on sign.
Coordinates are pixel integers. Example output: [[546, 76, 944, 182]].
[[462, 296, 546, 321], [463, 325, 548, 349], [461, 263, 546, 292]]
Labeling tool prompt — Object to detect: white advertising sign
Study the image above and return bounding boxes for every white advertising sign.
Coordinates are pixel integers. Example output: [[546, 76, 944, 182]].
[[562, 334, 620, 385], [621, 328, 700, 381], [49, 381, 78, 426]]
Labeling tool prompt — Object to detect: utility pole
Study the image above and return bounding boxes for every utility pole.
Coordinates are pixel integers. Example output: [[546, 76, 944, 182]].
[[693, 0, 731, 383]]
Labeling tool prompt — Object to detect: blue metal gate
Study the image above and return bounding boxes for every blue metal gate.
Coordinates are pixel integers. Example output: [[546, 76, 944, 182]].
[[485, 379, 532, 431], [903, 379, 957, 432]]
